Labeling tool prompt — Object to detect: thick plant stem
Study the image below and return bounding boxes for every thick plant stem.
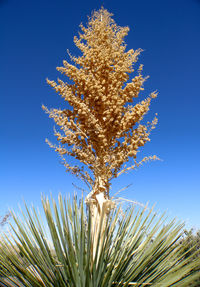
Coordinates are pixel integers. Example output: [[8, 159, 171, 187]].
[[85, 177, 115, 262]]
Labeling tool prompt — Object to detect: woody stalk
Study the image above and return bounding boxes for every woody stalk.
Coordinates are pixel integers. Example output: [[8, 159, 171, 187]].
[[43, 8, 158, 260]]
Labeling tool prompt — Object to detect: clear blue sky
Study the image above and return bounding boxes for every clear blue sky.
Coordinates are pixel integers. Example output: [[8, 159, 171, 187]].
[[1, 0, 200, 230]]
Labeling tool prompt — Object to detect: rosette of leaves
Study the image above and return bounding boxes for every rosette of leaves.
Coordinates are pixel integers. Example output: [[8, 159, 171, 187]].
[[0, 195, 199, 287]]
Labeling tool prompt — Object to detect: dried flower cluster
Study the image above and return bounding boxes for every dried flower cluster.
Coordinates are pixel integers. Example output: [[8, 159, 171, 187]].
[[43, 8, 158, 199]]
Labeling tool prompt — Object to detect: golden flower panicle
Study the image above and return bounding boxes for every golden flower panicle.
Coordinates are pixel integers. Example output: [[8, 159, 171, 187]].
[[44, 8, 158, 196]]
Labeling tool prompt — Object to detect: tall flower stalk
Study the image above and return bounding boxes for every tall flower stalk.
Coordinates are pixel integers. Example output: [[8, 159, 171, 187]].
[[43, 8, 158, 255]]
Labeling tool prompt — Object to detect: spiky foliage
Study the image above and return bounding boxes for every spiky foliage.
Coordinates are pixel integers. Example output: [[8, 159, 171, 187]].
[[176, 229, 200, 286], [43, 8, 158, 197], [0, 195, 199, 287]]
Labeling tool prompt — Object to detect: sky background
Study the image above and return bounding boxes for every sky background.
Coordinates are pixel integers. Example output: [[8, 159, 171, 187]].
[[1, 0, 200, 230]]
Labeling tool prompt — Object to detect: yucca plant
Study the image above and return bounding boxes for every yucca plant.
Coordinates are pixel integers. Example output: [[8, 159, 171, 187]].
[[0, 194, 199, 287], [1, 7, 199, 287]]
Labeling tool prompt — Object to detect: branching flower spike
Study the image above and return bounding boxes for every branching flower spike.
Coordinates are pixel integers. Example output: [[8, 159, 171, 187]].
[[43, 8, 158, 257], [43, 8, 158, 199]]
